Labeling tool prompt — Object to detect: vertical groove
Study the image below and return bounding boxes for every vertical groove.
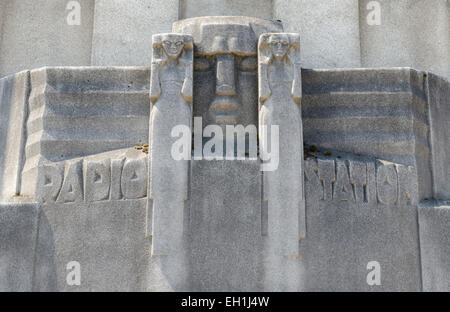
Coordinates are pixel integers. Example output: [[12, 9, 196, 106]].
[[416, 71, 434, 292], [261, 171, 268, 236], [16, 70, 31, 195], [86, 0, 96, 66], [357, 0, 365, 67], [178, 0, 184, 20], [424, 71, 435, 198]]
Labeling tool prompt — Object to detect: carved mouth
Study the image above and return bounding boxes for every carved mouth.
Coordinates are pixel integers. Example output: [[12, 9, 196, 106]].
[[214, 116, 237, 124], [209, 96, 240, 124], [210, 96, 240, 112]]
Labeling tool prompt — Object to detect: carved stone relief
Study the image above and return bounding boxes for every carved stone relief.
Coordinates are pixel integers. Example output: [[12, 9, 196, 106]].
[[258, 33, 304, 256], [148, 33, 194, 256]]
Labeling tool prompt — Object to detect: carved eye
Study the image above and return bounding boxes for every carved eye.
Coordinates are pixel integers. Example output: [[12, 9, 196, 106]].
[[239, 57, 257, 71], [282, 41, 289, 46], [194, 57, 211, 71], [162, 40, 170, 45], [176, 41, 183, 46]]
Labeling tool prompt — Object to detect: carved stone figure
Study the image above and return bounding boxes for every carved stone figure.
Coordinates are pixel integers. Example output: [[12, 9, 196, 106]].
[[148, 33, 193, 256], [258, 33, 304, 257]]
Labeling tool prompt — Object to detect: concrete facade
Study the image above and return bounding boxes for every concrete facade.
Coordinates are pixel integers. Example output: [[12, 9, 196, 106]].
[[0, 4, 449, 292], [0, 203, 39, 291], [419, 202, 450, 292], [274, 0, 362, 68], [0, 0, 95, 77], [0, 65, 448, 291], [180, 0, 273, 19], [359, 0, 450, 78], [1, 1, 448, 77], [90, 0, 179, 66]]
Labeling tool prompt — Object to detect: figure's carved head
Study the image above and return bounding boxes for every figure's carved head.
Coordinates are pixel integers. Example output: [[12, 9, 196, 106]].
[[162, 37, 184, 58], [152, 33, 193, 61], [173, 17, 282, 127], [259, 33, 301, 64], [268, 34, 290, 60]]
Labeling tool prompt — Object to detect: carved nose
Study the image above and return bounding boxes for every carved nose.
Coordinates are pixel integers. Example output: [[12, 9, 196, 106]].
[[215, 54, 236, 96]]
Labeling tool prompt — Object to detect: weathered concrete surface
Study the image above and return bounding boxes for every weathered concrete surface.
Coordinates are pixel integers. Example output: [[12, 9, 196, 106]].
[[187, 154, 422, 291], [21, 66, 150, 198], [0, 1, 6, 44], [1, 2, 448, 78], [0, 155, 424, 292], [180, 0, 273, 19], [0, 71, 30, 201], [32, 148, 153, 291], [189, 160, 263, 291], [359, 0, 450, 78], [427, 73, 450, 199], [33, 199, 151, 291], [274, 0, 361, 68], [91, 0, 178, 66], [0, 203, 39, 291], [298, 155, 421, 291], [30, 148, 188, 291], [0, 0, 95, 78], [418, 202, 450, 292]]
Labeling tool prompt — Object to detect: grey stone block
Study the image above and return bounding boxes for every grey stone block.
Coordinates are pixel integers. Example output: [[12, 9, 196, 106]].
[[301, 67, 432, 201], [32, 148, 152, 291], [418, 202, 450, 292], [33, 199, 151, 291], [0, 203, 39, 291], [186, 153, 422, 291], [298, 154, 422, 291], [21, 66, 150, 198], [189, 160, 263, 291]]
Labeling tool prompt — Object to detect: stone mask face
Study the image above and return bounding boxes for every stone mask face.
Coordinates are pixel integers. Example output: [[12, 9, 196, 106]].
[[173, 16, 283, 128], [269, 34, 290, 60], [161, 35, 185, 59]]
